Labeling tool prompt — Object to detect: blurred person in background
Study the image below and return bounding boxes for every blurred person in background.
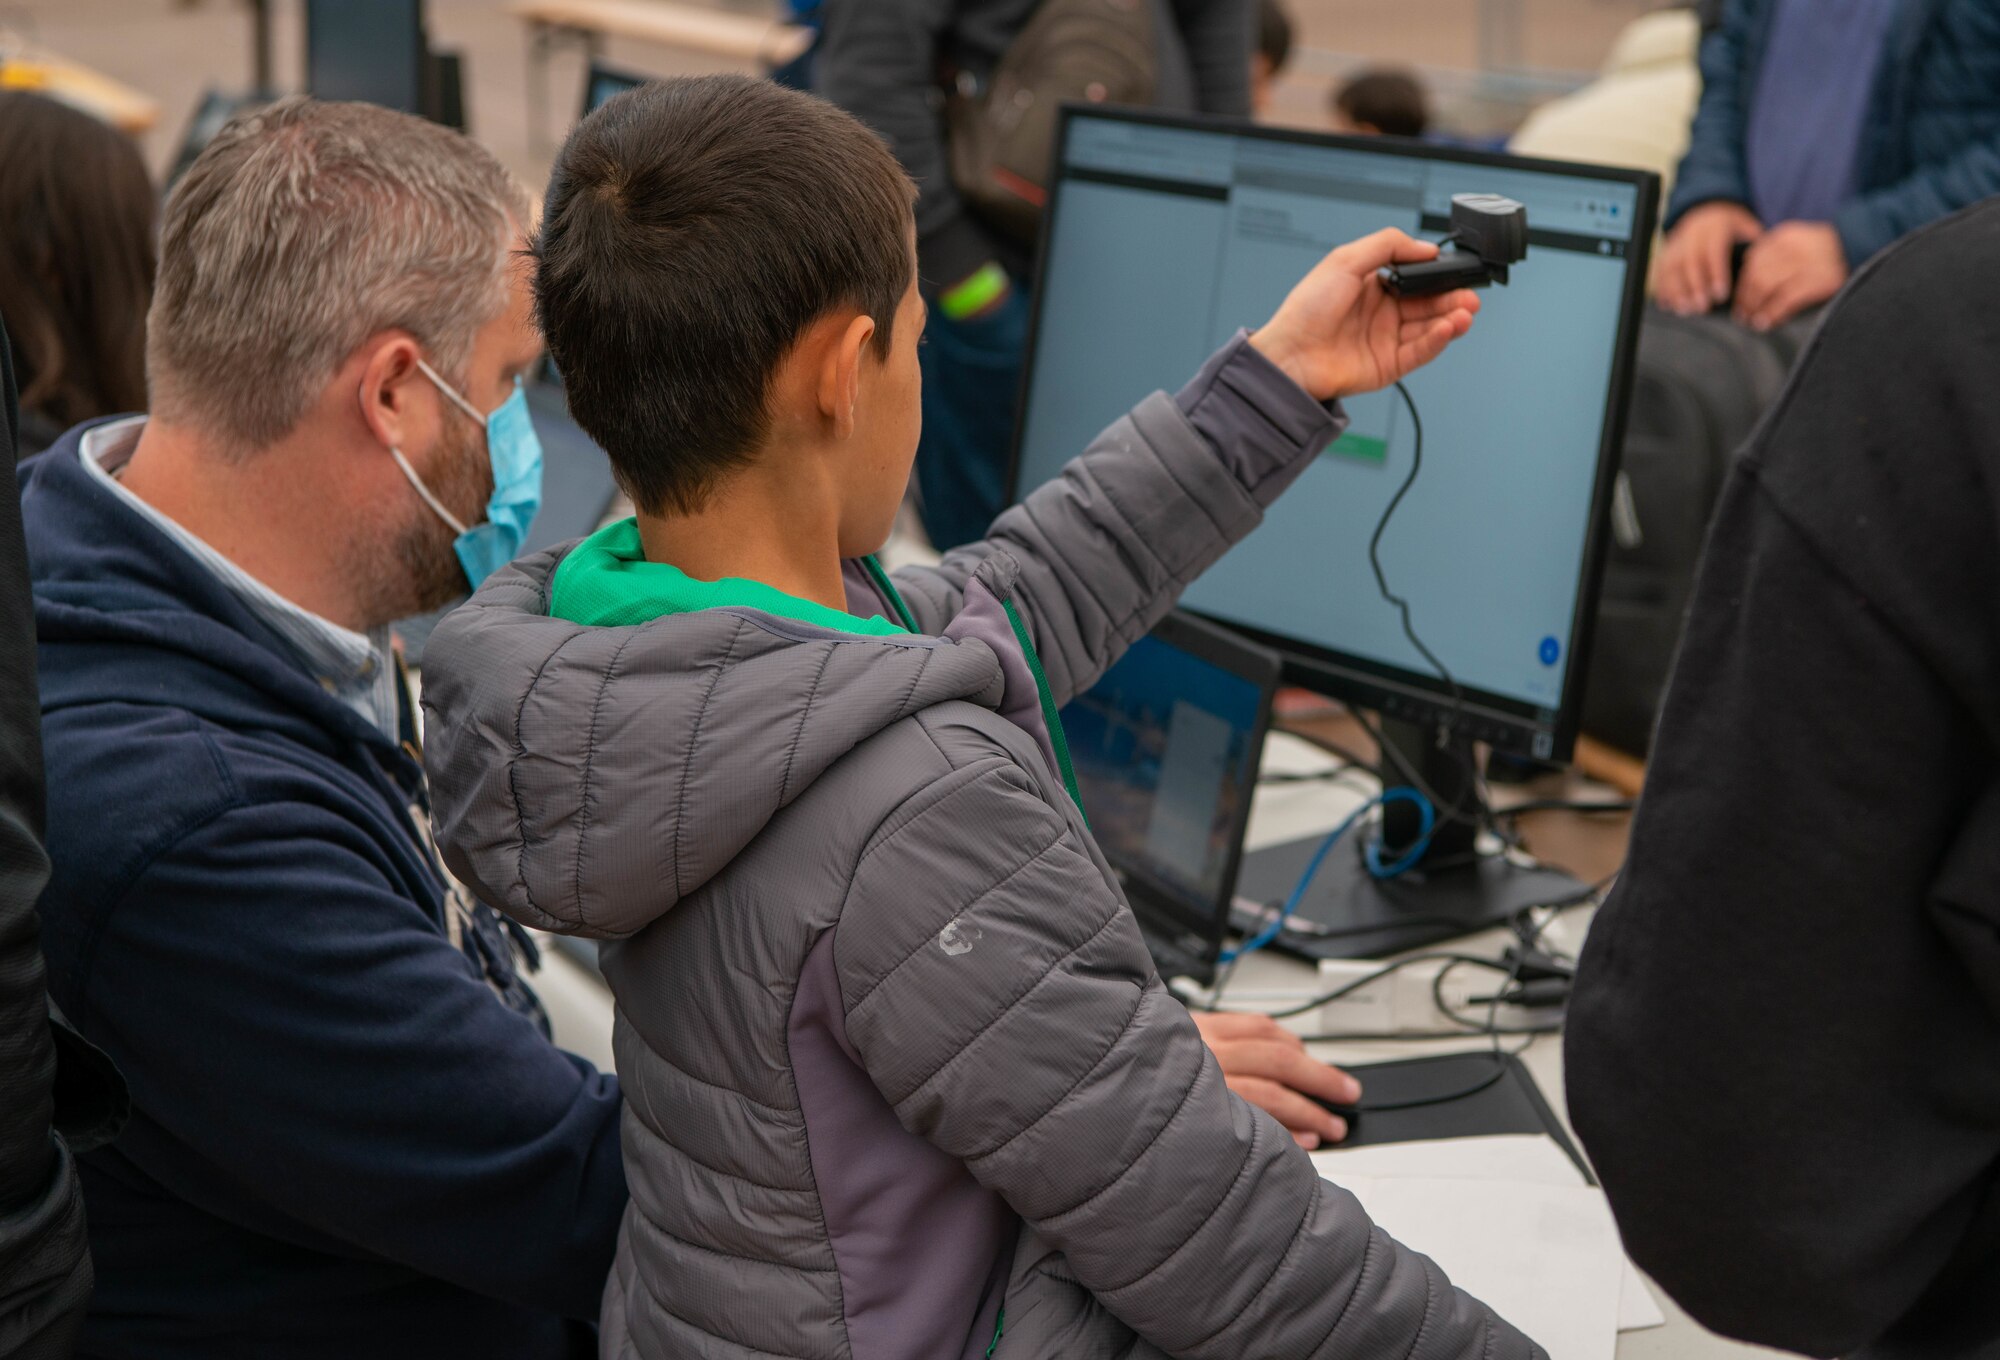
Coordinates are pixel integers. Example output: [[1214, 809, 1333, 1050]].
[[0, 93, 156, 461], [1656, 0, 2000, 331], [1330, 68, 1430, 139], [1509, 7, 1702, 211], [1252, 0, 1293, 115], [816, 0, 1254, 551]]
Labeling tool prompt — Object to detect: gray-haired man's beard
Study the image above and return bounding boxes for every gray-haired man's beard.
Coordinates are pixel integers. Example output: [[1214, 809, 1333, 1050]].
[[357, 421, 493, 628]]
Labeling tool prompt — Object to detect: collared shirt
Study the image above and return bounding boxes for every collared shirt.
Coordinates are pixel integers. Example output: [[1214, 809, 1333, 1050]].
[[79, 418, 400, 738], [1745, 0, 1903, 227]]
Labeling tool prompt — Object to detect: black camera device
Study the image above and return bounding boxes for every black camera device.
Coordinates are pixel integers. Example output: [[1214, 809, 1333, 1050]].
[[1380, 193, 1529, 297]]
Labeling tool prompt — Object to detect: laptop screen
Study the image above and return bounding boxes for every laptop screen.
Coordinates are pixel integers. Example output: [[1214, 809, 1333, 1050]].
[[1062, 621, 1272, 959]]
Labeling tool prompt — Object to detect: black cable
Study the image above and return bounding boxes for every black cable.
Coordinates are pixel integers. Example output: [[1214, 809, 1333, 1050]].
[[1341, 689, 1488, 834], [1258, 765, 1369, 787], [1355, 383, 1495, 840], [1491, 798, 1637, 818], [1348, 1037, 1541, 1112], [1373, 383, 1464, 719], [1239, 950, 1511, 1020], [1345, 947, 1542, 1113]]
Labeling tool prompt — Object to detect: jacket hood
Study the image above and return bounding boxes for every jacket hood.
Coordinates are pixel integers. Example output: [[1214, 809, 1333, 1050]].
[[21, 428, 391, 757], [420, 546, 1015, 940]]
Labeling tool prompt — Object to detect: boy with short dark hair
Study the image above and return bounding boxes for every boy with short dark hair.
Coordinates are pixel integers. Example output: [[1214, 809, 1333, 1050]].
[[423, 75, 1532, 1359]]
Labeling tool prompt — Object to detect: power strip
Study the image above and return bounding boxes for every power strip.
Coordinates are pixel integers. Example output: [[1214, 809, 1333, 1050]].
[[1299, 957, 1491, 1037], [1168, 959, 1495, 1038]]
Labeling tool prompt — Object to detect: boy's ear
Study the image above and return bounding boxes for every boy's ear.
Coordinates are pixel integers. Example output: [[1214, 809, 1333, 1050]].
[[819, 312, 878, 441]]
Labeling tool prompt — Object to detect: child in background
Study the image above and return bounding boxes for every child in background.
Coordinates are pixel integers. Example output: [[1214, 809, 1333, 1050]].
[[1253, 0, 1295, 115], [1333, 67, 1432, 138]]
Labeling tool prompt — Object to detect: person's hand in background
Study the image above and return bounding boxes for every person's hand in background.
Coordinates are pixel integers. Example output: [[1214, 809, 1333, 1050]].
[[1656, 201, 1763, 315], [1250, 228, 1479, 401], [1733, 220, 1848, 331], [1192, 1010, 1363, 1149]]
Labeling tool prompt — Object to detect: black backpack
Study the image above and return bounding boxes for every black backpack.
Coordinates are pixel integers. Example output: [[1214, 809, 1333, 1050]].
[[946, 0, 1163, 246], [1582, 310, 1791, 755]]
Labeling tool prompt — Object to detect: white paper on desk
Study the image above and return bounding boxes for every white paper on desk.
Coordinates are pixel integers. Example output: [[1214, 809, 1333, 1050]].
[[1322, 1173, 1625, 1360], [1312, 1136, 1666, 1333]]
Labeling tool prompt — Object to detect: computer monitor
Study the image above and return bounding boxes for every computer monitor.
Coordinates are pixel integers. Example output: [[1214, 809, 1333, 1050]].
[[583, 63, 650, 118], [306, 0, 425, 113], [166, 91, 273, 193], [1063, 611, 1279, 985], [1010, 108, 1656, 766], [1011, 108, 1657, 950]]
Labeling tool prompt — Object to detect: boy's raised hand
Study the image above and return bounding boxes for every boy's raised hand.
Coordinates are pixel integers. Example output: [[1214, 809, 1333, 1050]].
[[1249, 228, 1481, 402]]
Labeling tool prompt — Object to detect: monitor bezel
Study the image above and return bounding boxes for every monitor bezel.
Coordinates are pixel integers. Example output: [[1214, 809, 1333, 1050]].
[[1005, 104, 1660, 761]]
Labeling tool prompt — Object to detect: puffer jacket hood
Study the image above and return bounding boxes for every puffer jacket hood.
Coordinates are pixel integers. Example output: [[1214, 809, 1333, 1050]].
[[424, 548, 1075, 938]]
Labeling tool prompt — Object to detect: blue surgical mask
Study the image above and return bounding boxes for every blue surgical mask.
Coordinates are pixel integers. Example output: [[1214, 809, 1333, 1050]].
[[388, 359, 545, 590]]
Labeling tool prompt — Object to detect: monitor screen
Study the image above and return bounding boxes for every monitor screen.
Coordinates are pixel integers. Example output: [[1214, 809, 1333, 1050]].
[[1012, 110, 1656, 759], [305, 0, 424, 114], [583, 64, 649, 117], [1063, 619, 1271, 949]]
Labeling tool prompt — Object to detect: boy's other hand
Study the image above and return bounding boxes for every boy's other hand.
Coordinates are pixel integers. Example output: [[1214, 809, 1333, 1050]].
[[1249, 228, 1480, 402], [1192, 1010, 1362, 1150]]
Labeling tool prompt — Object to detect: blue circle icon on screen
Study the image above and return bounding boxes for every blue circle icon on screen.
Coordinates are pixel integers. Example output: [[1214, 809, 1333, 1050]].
[[1538, 636, 1561, 667]]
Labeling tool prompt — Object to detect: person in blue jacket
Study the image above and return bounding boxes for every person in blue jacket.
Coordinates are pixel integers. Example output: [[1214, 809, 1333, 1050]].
[[19, 96, 627, 1360], [1655, 0, 2000, 331]]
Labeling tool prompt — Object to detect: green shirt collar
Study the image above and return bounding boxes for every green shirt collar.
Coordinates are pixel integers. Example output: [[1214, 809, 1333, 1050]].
[[548, 518, 910, 636]]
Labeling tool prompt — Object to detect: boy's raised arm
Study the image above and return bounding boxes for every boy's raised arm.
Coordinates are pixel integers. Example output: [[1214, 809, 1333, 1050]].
[[884, 230, 1478, 707]]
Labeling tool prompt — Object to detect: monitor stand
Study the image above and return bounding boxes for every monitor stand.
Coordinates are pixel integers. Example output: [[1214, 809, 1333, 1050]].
[[1235, 717, 1582, 959]]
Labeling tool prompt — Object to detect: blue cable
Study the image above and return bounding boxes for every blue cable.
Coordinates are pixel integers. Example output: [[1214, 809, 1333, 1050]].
[[1220, 788, 1435, 964], [1366, 787, 1437, 879]]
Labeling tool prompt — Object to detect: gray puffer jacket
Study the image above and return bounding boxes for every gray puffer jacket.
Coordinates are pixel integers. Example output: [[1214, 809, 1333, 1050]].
[[422, 335, 1543, 1360]]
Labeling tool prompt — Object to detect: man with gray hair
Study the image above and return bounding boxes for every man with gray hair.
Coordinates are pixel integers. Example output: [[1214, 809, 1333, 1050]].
[[17, 98, 624, 1358]]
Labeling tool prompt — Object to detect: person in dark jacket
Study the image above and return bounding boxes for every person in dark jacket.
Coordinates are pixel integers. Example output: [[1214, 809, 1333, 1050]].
[[1, 321, 110, 1359], [1568, 198, 2000, 1358], [816, 0, 1253, 550], [21, 98, 627, 1359], [0, 93, 156, 461], [1656, 0, 2000, 331], [423, 75, 1527, 1360]]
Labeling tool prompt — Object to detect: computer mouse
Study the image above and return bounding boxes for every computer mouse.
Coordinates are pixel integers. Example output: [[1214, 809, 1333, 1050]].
[[1313, 1096, 1363, 1130]]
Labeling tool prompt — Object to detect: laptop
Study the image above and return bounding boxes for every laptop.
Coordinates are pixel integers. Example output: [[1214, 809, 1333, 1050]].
[[1062, 611, 1281, 985]]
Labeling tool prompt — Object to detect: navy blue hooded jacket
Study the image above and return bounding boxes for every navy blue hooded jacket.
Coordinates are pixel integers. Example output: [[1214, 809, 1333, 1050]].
[[1668, 0, 2000, 266], [20, 426, 627, 1360]]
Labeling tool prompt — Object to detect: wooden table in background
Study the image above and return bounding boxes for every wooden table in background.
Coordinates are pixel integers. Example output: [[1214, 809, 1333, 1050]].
[[0, 42, 161, 134], [508, 0, 814, 150]]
